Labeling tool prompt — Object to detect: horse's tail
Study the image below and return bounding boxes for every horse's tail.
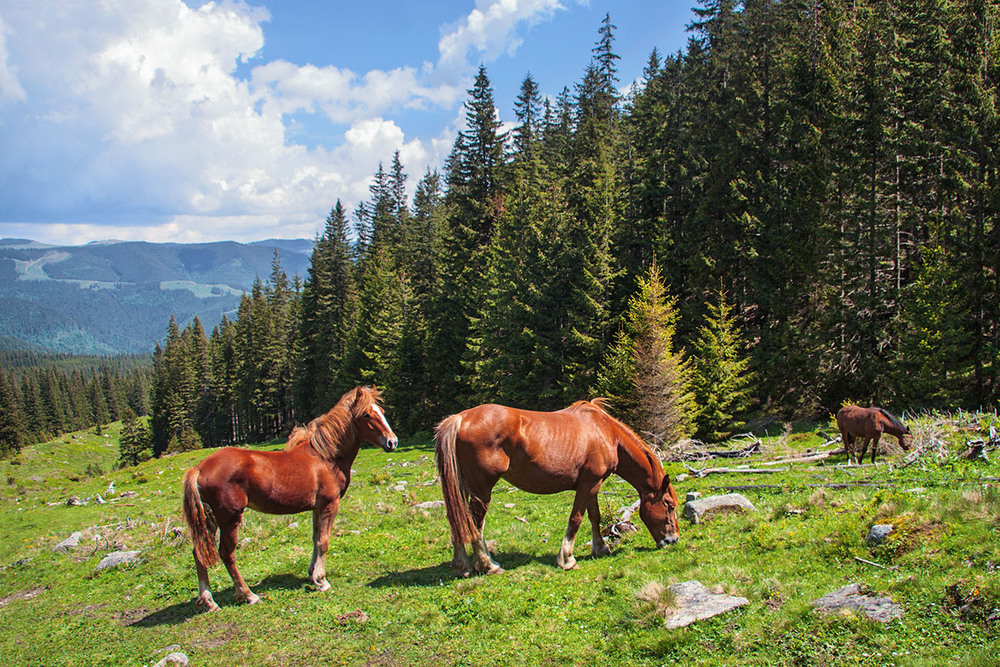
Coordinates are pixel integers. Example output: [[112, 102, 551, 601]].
[[435, 414, 476, 546], [182, 467, 219, 568]]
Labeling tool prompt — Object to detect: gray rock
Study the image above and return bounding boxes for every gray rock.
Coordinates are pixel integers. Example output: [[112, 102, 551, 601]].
[[685, 491, 701, 503], [683, 493, 757, 524], [94, 550, 142, 571], [53, 531, 83, 552], [153, 653, 189, 667], [866, 524, 895, 546], [663, 580, 749, 629], [414, 500, 445, 510], [287, 521, 299, 530], [812, 583, 903, 623]]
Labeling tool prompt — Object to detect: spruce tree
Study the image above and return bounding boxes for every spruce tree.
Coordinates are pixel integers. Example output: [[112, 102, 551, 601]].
[[691, 289, 754, 441], [0, 363, 25, 457], [594, 261, 697, 449]]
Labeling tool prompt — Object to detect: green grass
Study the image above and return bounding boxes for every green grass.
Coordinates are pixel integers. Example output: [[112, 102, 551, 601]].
[[1, 414, 998, 666]]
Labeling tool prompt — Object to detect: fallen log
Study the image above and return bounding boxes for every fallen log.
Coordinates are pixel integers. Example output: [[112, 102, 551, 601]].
[[685, 465, 790, 477]]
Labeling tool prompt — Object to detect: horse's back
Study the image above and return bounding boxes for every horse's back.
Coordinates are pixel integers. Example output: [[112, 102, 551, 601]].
[[452, 402, 618, 493]]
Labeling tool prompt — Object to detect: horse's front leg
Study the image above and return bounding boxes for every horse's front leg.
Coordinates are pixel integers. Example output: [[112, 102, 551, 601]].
[[558, 484, 599, 570], [869, 432, 882, 464], [309, 499, 339, 592], [587, 486, 611, 558]]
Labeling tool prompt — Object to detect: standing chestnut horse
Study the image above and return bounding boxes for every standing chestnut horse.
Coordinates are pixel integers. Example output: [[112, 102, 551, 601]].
[[435, 398, 680, 576], [182, 386, 397, 611], [836, 404, 910, 464]]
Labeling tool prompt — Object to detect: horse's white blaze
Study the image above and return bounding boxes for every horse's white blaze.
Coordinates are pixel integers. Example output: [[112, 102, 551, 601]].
[[373, 404, 395, 440]]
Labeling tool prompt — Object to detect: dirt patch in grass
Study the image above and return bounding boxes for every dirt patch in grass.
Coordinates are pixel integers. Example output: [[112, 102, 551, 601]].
[[0, 587, 46, 607]]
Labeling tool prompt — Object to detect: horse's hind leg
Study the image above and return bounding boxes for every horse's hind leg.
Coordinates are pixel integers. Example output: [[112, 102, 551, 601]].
[[219, 511, 260, 605], [194, 513, 220, 611], [308, 500, 338, 592], [468, 493, 503, 575], [195, 557, 221, 612]]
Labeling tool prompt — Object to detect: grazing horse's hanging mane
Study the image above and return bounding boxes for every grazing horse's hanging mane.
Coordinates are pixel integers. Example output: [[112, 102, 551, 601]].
[[876, 407, 906, 432], [570, 397, 663, 476], [285, 386, 383, 462]]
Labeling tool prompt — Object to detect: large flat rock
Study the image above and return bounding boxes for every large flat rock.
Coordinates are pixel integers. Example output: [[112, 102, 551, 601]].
[[812, 583, 903, 623], [664, 580, 749, 629], [683, 493, 757, 524]]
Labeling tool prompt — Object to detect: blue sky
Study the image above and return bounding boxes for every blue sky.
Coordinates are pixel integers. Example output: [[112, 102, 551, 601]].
[[0, 0, 694, 245]]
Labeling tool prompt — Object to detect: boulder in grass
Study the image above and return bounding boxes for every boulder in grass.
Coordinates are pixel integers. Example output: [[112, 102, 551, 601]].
[[682, 493, 757, 524], [663, 580, 749, 629], [95, 550, 142, 572], [414, 500, 445, 510], [866, 524, 894, 546], [153, 653, 190, 667], [812, 583, 903, 623]]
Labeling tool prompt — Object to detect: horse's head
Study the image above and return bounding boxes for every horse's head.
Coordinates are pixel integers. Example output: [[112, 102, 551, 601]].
[[639, 474, 680, 548], [353, 388, 398, 452]]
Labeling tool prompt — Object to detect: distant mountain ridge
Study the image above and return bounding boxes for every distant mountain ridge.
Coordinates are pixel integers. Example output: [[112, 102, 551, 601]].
[[0, 238, 313, 355]]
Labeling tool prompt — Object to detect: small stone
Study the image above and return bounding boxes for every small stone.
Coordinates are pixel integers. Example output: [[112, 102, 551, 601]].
[[866, 524, 895, 546], [95, 550, 142, 571], [287, 521, 299, 530], [685, 491, 701, 503], [66, 496, 85, 507], [53, 531, 83, 552], [674, 473, 690, 483], [414, 500, 445, 510]]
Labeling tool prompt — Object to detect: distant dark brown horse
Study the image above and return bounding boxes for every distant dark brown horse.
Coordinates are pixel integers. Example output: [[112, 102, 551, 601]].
[[435, 399, 680, 576], [182, 386, 397, 611], [836, 404, 910, 464]]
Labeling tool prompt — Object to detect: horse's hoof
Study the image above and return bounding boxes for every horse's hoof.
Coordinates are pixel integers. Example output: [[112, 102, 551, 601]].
[[558, 557, 578, 571], [245, 593, 262, 605], [314, 580, 331, 592], [485, 564, 504, 575]]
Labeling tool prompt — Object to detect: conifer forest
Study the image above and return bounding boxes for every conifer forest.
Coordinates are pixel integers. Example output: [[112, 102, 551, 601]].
[[2, 1, 998, 458]]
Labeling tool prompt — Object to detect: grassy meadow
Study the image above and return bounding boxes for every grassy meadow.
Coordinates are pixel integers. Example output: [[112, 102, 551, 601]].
[[1, 413, 999, 666]]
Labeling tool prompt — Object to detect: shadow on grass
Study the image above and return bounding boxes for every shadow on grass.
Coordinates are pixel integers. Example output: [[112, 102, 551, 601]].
[[127, 573, 308, 627], [367, 551, 555, 588]]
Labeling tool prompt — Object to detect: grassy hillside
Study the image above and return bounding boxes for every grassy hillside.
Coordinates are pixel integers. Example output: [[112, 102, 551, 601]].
[[0, 413, 998, 666]]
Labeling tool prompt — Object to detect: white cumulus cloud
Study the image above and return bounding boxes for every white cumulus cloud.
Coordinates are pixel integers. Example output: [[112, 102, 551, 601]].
[[0, 0, 574, 244]]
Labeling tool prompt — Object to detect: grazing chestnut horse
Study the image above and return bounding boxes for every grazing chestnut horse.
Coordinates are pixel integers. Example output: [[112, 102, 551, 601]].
[[435, 399, 680, 576], [836, 404, 910, 464], [182, 386, 397, 611]]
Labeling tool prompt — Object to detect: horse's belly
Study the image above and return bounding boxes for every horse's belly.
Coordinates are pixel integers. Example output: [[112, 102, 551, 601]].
[[501, 466, 578, 495]]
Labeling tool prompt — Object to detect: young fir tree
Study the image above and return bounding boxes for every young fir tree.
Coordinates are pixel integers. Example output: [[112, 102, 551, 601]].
[[118, 406, 151, 468], [691, 288, 754, 442], [594, 260, 696, 450]]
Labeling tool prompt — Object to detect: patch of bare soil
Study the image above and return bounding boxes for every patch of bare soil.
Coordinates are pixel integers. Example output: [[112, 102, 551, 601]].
[[0, 587, 46, 607]]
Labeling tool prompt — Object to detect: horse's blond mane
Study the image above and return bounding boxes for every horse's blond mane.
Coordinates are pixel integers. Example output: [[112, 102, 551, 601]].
[[580, 396, 665, 483], [285, 386, 382, 462]]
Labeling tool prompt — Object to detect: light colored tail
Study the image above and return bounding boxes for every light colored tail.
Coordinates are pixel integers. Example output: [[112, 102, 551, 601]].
[[182, 467, 219, 568], [435, 414, 476, 546]]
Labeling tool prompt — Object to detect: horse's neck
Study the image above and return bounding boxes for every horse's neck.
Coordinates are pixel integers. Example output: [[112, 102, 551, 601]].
[[614, 429, 660, 495]]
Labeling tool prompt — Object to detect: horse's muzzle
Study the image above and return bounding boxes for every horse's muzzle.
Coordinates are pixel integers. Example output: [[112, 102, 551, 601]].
[[381, 437, 398, 452], [657, 535, 679, 548]]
